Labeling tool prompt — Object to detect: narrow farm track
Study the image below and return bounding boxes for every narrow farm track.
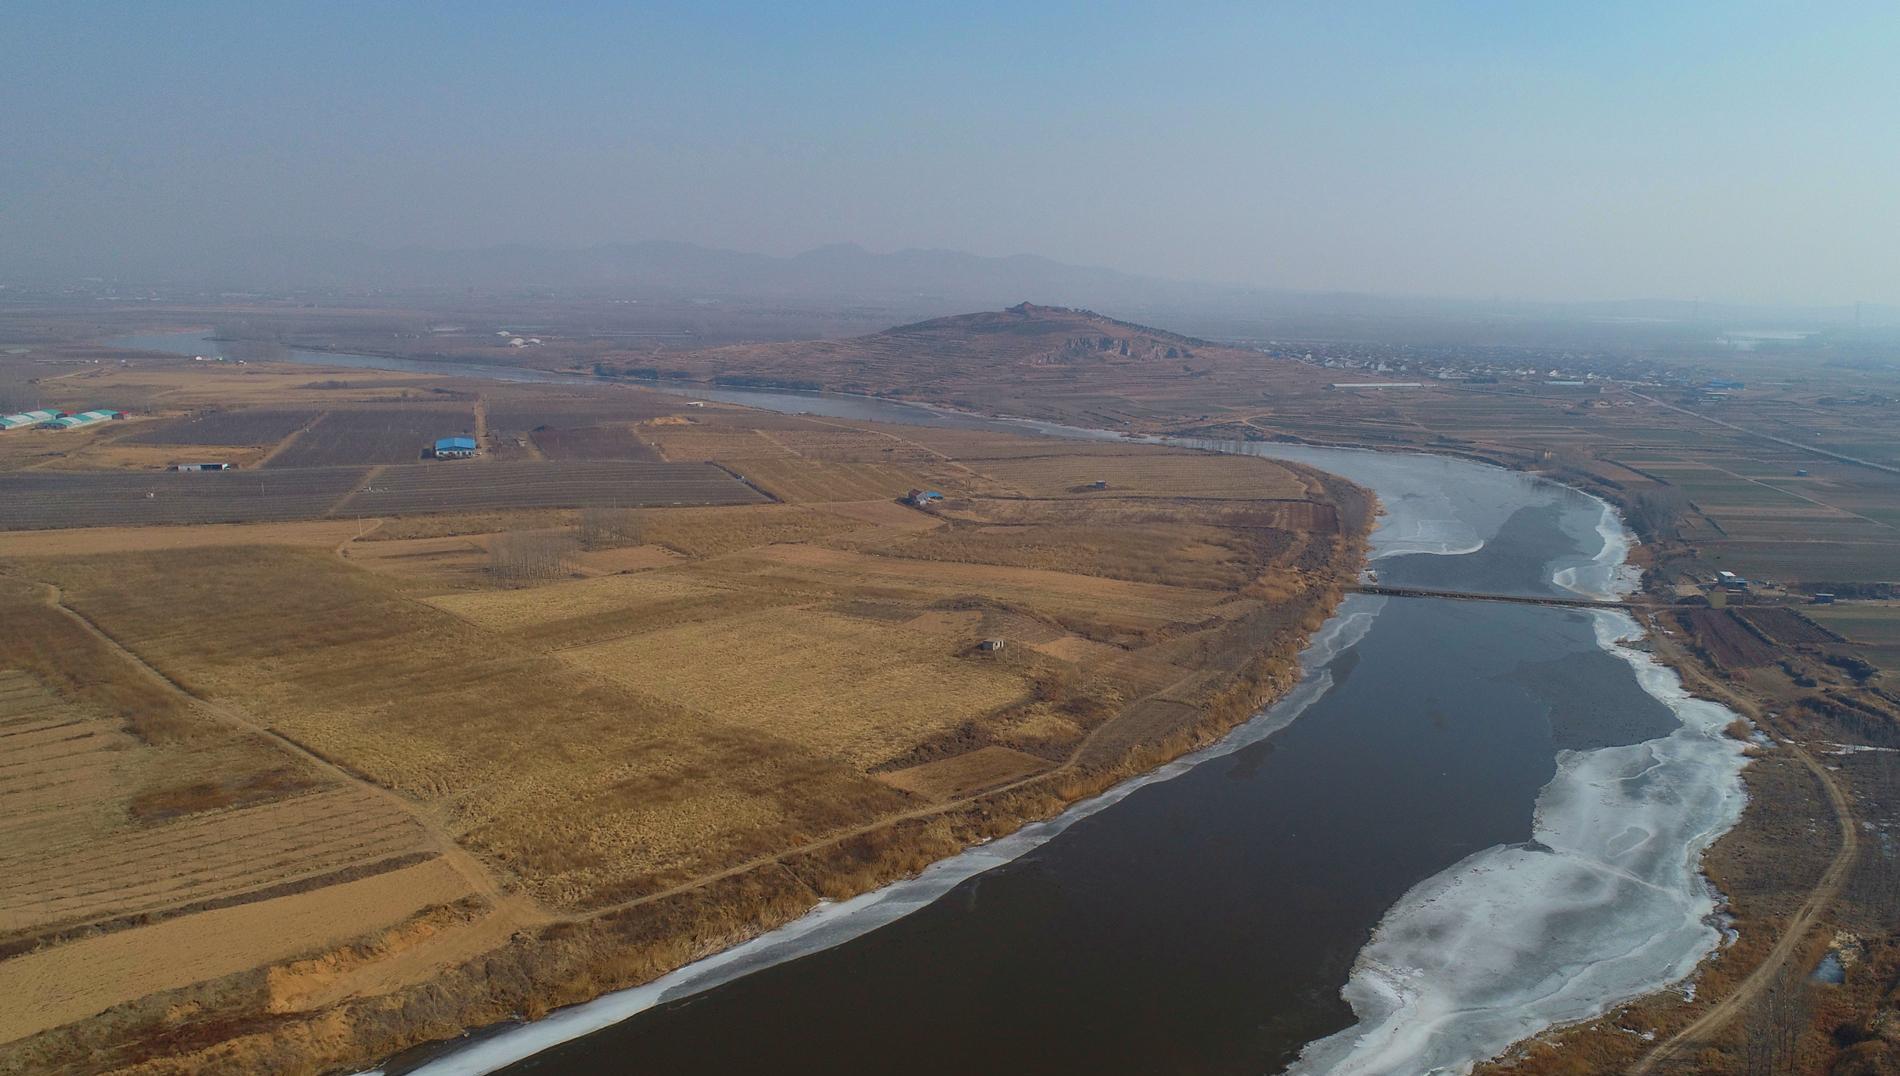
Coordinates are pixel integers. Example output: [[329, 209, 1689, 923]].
[[1629, 629, 1859, 1075], [255, 410, 328, 467]]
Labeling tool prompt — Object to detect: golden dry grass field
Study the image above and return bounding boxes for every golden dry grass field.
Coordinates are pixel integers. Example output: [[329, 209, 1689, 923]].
[[0, 367, 1365, 1075]]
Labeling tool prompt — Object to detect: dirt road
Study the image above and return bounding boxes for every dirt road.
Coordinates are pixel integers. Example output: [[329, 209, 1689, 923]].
[[1629, 630, 1859, 1074]]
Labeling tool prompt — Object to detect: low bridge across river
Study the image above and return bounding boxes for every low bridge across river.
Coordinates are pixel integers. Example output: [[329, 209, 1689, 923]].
[[1348, 583, 1645, 611]]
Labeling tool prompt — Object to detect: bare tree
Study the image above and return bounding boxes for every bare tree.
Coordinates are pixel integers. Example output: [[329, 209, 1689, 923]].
[[489, 530, 578, 585], [1742, 965, 1812, 1075], [576, 507, 642, 551], [1629, 487, 1691, 541]]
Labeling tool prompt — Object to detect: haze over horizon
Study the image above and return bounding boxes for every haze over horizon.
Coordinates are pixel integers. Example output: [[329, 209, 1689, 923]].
[[5, 1, 1897, 306]]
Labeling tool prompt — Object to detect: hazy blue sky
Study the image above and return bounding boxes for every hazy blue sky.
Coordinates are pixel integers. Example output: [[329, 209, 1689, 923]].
[[4, 1, 1897, 302]]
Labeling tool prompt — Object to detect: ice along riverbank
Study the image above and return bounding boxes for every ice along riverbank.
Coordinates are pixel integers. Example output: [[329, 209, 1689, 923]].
[[108, 331, 1748, 1074]]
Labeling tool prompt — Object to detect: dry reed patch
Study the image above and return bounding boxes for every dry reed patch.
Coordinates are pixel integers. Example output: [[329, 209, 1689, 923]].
[[869, 519, 1273, 590], [569, 544, 679, 575], [424, 569, 738, 631], [1031, 634, 1123, 663], [359, 509, 580, 541], [0, 519, 362, 557], [957, 494, 1337, 535], [0, 786, 431, 938], [901, 608, 985, 636], [341, 533, 492, 586], [563, 607, 1031, 768], [1089, 648, 1195, 698], [970, 608, 1068, 645], [41, 442, 273, 471], [636, 503, 859, 557], [0, 856, 470, 1045], [883, 428, 1089, 459], [59, 362, 426, 408], [815, 499, 944, 531], [0, 427, 115, 472], [710, 544, 1238, 635], [974, 449, 1306, 498], [993, 705, 1088, 755], [727, 458, 925, 503], [647, 425, 797, 462], [769, 428, 943, 463], [875, 746, 1049, 801], [0, 670, 141, 876]]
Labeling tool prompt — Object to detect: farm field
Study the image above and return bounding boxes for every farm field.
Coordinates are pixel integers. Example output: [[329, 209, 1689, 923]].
[[332, 460, 765, 515], [484, 386, 689, 434], [0, 461, 767, 529], [1803, 602, 1900, 674], [730, 457, 926, 502], [528, 423, 660, 460], [265, 405, 475, 467], [0, 519, 367, 557], [0, 362, 1368, 1074], [1674, 608, 1780, 669], [122, 408, 317, 446], [565, 605, 1028, 766], [0, 466, 371, 528], [974, 447, 1312, 499], [0, 575, 467, 1050]]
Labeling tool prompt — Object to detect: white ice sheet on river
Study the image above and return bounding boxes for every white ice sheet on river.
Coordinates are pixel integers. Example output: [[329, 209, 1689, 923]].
[[1177, 438, 1548, 561], [1216, 437, 1746, 1074], [1551, 499, 1643, 601], [1285, 611, 1749, 1075]]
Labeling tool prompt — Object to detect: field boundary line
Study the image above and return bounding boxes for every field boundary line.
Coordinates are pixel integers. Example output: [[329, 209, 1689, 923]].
[[335, 516, 385, 554], [257, 410, 328, 468], [707, 461, 781, 503], [754, 428, 802, 456], [327, 465, 388, 515]]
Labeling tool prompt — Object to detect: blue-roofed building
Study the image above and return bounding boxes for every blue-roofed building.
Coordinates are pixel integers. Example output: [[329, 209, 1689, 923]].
[[433, 435, 478, 459]]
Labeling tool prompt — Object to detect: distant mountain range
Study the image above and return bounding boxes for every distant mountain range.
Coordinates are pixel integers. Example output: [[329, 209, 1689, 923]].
[[125, 238, 1200, 309], [39, 237, 1900, 340]]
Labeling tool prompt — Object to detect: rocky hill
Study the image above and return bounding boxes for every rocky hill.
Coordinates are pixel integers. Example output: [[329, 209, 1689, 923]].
[[611, 303, 1333, 427]]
